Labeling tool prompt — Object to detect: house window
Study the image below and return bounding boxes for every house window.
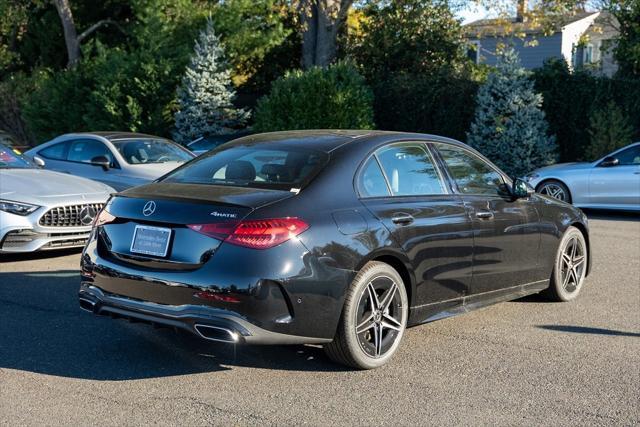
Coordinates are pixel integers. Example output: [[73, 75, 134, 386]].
[[572, 43, 584, 68], [466, 41, 480, 64], [584, 43, 594, 64]]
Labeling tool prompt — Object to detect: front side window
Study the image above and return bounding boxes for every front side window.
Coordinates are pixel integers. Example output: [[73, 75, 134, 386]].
[[67, 139, 113, 164], [39, 142, 67, 160], [615, 145, 640, 165], [436, 144, 507, 196], [112, 139, 193, 164], [374, 143, 446, 196], [163, 145, 327, 190]]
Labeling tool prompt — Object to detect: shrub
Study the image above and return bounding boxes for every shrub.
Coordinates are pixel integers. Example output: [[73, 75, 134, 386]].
[[467, 48, 557, 177], [22, 43, 187, 143], [586, 101, 634, 160], [253, 61, 374, 132]]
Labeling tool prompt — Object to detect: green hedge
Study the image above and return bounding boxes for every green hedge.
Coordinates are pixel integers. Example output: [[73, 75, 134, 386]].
[[533, 60, 640, 162], [370, 62, 640, 163], [371, 71, 479, 142], [253, 61, 374, 132]]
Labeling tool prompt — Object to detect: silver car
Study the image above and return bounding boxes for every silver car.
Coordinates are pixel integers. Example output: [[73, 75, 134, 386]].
[[0, 143, 114, 253], [24, 132, 195, 191], [525, 142, 640, 211]]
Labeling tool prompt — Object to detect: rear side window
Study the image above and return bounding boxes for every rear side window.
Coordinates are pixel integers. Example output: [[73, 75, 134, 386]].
[[39, 142, 67, 160], [359, 157, 391, 197], [163, 145, 328, 191], [375, 143, 446, 196]]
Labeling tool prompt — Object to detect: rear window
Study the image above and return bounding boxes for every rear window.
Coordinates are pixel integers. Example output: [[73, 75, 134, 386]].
[[162, 145, 328, 190]]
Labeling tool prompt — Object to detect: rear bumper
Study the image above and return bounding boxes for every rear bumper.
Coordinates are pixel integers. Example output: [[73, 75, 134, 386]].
[[79, 284, 331, 345], [79, 228, 355, 344]]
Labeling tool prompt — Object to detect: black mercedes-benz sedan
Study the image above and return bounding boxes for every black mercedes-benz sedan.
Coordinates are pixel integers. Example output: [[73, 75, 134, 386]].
[[79, 130, 591, 369]]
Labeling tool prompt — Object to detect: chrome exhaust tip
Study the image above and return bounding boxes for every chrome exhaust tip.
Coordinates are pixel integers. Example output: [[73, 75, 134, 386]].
[[79, 297, 96, 313], [194, 324, 240, 343]]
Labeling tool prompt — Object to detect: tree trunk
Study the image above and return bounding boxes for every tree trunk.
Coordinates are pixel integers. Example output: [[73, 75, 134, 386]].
[[53, 0, 80, 68], [301, 2, 318, 69], [299, 0, 353, 69]]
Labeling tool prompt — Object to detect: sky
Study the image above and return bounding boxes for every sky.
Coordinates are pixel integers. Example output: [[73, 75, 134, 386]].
[[457, 4, 491, 24]]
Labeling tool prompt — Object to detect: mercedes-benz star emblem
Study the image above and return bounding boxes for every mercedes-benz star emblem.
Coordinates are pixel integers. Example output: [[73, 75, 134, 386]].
[[79, 206, 97, 226], [142, 201, 156, 216]]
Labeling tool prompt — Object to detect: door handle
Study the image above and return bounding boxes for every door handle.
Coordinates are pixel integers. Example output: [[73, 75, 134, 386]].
[[391, 213, 414, 225], [475, 210, 494, 219], [634, 171, 640, 175]]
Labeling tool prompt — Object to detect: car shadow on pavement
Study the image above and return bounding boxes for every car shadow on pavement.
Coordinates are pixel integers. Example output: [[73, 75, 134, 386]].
[[582, 209, 640, 222], [0, 270, 348, 380], [537, 325, 640, 337], [0, 247, 83, 263]]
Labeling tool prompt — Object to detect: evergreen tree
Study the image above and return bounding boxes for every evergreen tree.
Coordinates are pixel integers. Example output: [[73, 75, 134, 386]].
[[173, 18, 248, 145], [467, 47, 557, 177]]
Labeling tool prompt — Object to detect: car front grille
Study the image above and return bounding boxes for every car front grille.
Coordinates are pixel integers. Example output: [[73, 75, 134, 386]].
[[39, 203, 104, 227]]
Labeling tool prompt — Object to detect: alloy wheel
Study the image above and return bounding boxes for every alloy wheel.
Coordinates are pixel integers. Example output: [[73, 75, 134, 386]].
[[355, 276, 406, 358], [540, 183, 567, 201], [559, 236, 586, 293]]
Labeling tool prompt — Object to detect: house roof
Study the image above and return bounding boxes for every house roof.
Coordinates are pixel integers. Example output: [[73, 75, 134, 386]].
[[464, 11, 598, 38]]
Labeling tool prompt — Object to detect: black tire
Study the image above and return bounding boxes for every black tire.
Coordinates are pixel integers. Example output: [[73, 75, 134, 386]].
[[542, 226, 588, 302], [537, 179, 572, 203], [324, 261, 408, 369]]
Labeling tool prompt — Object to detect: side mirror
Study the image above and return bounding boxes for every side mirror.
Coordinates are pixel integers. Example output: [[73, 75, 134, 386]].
[[599, 156, 619, 167], [512, 178, 534, 199], [90, 155, 111, 171], [33, 156, 45, 168]]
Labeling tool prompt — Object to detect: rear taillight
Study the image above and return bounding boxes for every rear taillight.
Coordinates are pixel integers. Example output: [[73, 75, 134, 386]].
[[93, 208, 116, 227], [188, 217, 309, 249]]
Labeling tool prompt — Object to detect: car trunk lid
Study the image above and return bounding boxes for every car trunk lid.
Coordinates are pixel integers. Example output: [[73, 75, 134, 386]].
[[99, 183, 295, 268]]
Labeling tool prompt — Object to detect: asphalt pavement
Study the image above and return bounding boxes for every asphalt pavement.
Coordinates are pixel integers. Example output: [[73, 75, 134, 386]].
[[1, 210, 638, 426]]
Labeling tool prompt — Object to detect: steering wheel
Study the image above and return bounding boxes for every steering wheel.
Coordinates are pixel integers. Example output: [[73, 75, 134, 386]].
[[156, 155, 171, 162]]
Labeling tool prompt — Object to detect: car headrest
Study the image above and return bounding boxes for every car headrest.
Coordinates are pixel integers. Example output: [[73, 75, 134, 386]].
[[261, 164, 290, 181], [225, 160, 256, 181]]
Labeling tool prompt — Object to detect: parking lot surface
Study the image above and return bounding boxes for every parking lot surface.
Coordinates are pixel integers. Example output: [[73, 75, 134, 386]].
[[1, 211, 639, 426]]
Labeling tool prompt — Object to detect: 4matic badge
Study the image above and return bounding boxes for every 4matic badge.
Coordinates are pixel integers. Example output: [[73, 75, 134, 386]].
[[210, 211, 238, 219]]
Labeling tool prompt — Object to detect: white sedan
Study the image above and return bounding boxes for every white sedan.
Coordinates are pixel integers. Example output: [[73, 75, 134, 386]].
[[525, 142, 640, 211], [0, 143, 114, 253]]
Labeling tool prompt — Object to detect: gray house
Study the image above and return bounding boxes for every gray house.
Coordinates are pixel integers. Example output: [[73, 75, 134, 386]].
[[464, 7, 619, 76]]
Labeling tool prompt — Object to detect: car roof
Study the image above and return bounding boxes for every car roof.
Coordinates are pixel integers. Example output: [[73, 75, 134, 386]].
[[58, 131, 168, 142], [227, 130, 465, 153]]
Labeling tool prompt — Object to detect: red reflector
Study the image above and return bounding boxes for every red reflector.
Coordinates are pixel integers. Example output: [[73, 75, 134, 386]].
[[194, 291, 241, 303], [188, 217, 309, 249]]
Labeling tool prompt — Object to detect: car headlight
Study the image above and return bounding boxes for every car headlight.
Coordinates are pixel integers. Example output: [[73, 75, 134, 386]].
[[525, 173, 539, 182], [0, 199, 40, 216]]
